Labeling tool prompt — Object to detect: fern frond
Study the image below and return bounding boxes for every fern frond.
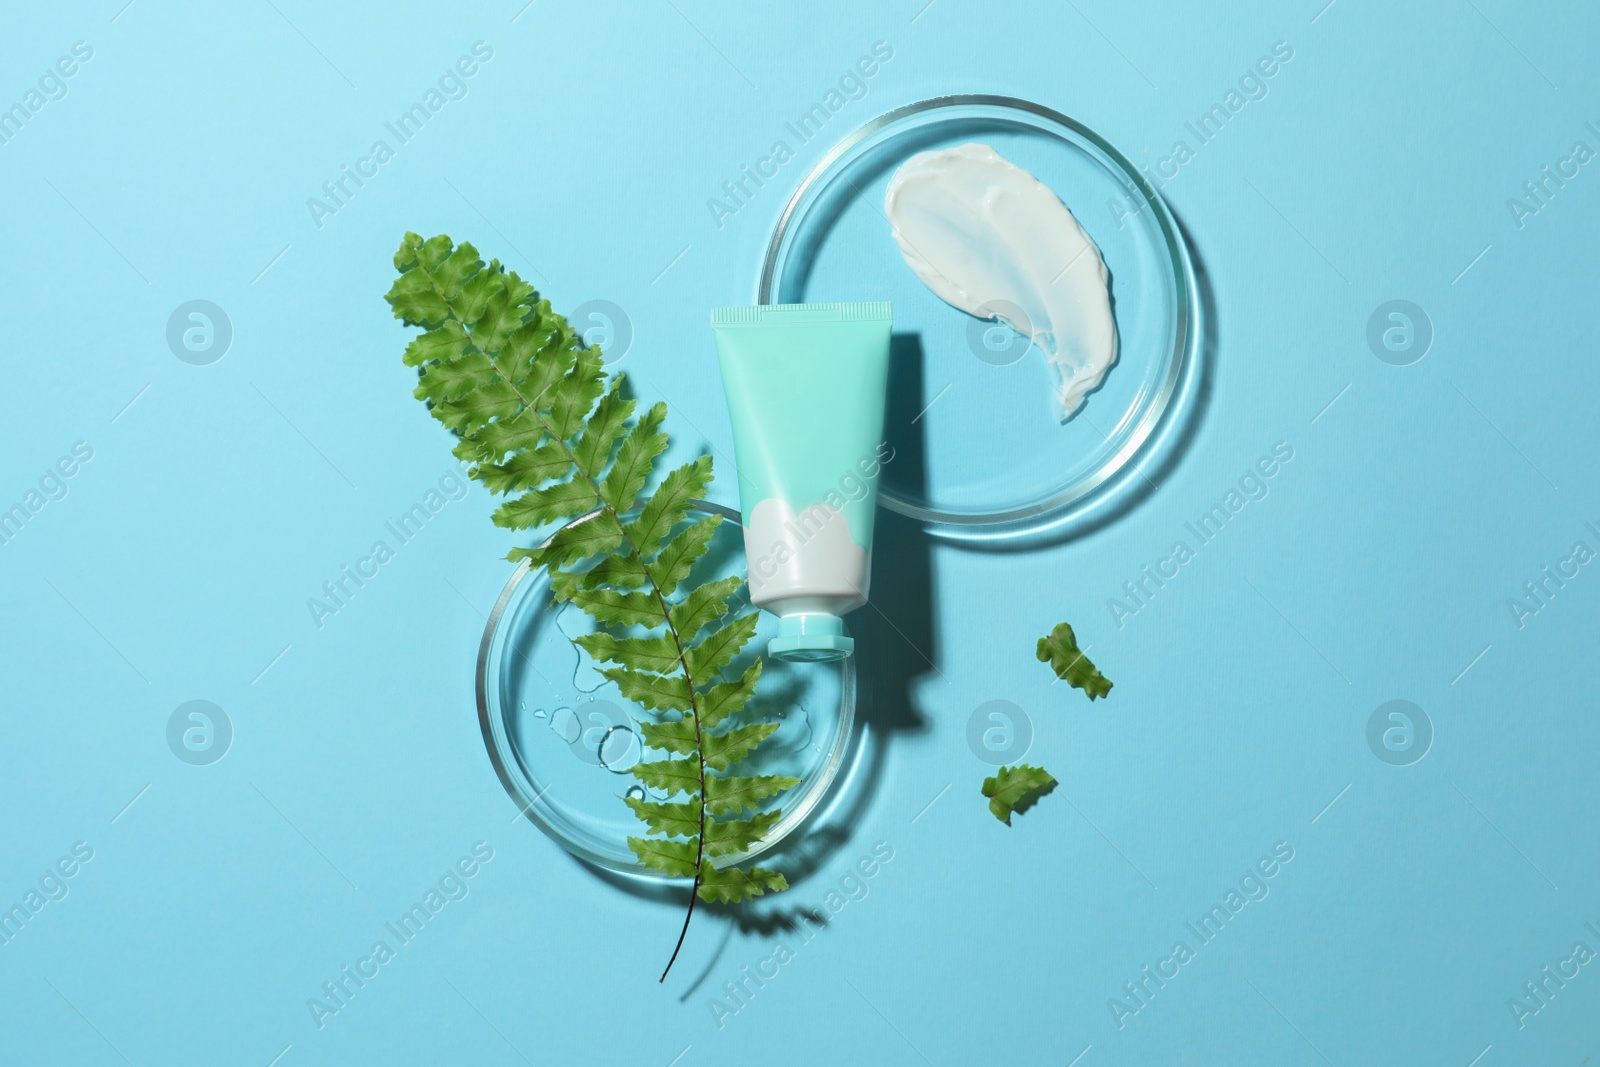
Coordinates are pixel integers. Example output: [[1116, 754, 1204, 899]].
[[387, 231, 796, 983]]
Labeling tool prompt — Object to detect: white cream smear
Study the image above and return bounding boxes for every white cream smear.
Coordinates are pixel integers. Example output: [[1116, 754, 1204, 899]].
[[884, 142, 1117, 420]]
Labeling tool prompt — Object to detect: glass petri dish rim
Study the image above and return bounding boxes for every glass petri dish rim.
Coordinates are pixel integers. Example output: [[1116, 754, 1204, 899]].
[[756, 93, 1197, 531], [474, 498, 857, 879]]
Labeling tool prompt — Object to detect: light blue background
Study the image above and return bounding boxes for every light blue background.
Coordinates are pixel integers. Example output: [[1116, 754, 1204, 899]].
[[3, 1, 1597, 1064]]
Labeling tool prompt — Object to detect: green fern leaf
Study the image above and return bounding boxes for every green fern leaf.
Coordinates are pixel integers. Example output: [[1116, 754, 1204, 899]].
[[668, 576, 745, 646], [474, 439, 569, 494], [574, 631, 681, 674], [573, 377, 634, 477], [470, 273, 533, 354], [648, 514, 721, 596], [639, 717, 698, 757], [389, 231, 793, 982], [568, 588, 665, 628], [534, 510, 622, 569], [625, 796, 701, 838], [402, 319, 471, 368], [548, 347, 606, 440], [627, 455, 713, 556], [685, 612, 759, 685], [491, 477, 598, 530], [601, 402, 668, 509], [704, 774, 800, 817], [581, 553, 650, 593], [632, 757, 701, 796], [600, 666, 692, 713], [628, 836, 700, 878], [695, 861, 788, 904], [703, 722, 780, 772], [700, 659, 762, 730], [704, 810, 782, 857]]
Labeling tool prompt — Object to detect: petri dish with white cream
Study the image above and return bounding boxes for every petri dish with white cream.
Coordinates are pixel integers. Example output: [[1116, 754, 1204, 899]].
[[760, 95, 1199, 540]]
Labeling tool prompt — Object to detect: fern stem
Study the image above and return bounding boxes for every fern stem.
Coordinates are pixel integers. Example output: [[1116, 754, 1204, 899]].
[[412, 255, 710, 981], [652, 584, 708, 983], [660, 873, 701, 982]]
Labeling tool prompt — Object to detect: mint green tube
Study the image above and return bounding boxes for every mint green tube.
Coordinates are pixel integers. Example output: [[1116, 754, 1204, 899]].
[[712, 302, 893, 662]]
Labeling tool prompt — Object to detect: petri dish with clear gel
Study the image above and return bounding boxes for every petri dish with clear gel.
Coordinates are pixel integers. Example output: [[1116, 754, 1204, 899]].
[[760, 95, 1199, 539], [476, 501, 855, 878]]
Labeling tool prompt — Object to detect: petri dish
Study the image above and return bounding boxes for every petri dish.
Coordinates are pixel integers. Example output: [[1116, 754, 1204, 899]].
[[476, 501, 855, 878], [759, 95, 1198, 537]]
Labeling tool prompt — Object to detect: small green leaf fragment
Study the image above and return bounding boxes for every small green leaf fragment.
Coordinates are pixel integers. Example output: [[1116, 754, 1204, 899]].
[[982, 764, 1058, 825], [1037, 622, 1112, 700]]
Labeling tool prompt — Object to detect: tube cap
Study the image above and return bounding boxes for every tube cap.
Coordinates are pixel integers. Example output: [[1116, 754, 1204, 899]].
[[768, 614, 854, 662]]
